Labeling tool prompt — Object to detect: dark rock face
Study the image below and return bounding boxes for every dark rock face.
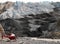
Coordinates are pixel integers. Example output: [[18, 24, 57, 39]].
[[0, 13, 56, 38], [0, 1, 59, 38]]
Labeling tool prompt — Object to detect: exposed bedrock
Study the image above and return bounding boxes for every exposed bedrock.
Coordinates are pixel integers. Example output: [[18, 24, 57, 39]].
[[0, 13, 57, 38], [0, 1, 60, 39]]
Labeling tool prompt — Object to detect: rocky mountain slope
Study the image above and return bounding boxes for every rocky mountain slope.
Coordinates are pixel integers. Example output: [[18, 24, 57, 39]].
[[0, 1, 60, 38]]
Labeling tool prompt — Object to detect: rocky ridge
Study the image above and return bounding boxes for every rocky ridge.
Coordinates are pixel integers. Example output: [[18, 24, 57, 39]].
[[0, 1, 60, 38]]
